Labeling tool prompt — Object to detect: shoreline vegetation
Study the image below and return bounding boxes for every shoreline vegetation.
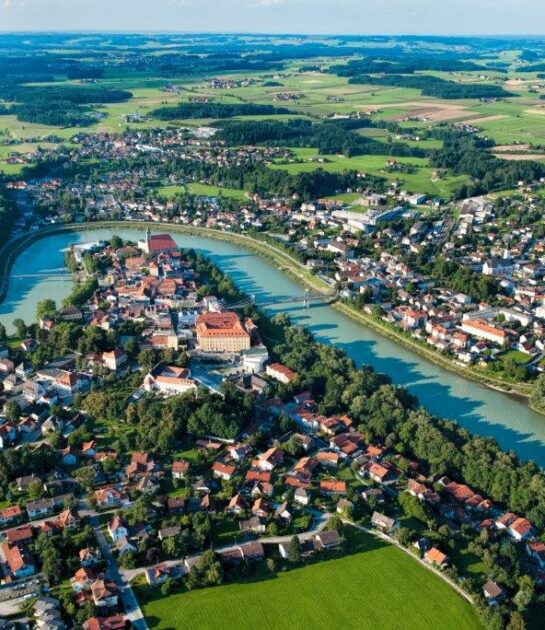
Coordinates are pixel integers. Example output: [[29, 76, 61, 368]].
[[0, 220, 539, 412]]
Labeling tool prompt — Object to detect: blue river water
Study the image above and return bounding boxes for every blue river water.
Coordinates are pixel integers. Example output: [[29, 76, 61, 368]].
[[2, 227, 545, 467]]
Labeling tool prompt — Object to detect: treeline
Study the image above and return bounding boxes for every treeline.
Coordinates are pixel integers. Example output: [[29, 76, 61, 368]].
[[0, 85, 131, 105], [331, 57, 490, 76], [431, 133, 545, 197], [152, 102, 291, 120], [347, 74, 513, 100], [63, 276, 98, 308], [13, 102, 95, 127], [216, 118, 426, 158], [0, 85, 132, 127], [168, 161, 386, 199]]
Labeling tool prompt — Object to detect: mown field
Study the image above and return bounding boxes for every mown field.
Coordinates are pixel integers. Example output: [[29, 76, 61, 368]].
[[272, 147, 469, 196], [157, 182, 247, 199], [136, 531, 480, 630]]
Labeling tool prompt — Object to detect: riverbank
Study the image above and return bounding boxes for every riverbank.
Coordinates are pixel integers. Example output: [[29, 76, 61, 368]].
[[0, 219, 538, 407]]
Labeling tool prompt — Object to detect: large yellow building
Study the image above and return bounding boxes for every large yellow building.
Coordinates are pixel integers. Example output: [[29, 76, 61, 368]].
[[196, 311, 251, 352]]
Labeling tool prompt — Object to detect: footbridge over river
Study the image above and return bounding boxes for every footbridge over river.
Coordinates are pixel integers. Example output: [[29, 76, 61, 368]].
[[228, 289, 337, 310]]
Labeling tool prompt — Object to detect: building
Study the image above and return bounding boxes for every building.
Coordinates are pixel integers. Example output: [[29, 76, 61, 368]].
[[371, 511, 398, 533], [460, 318, 507, 346], [144, 363, 197, 396], [138, 230, 178, 255], [196, 312, 251, 352], [266, 362, 298, 384]]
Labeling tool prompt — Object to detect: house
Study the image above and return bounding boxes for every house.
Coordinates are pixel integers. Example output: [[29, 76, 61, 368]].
[[239, 516, 266, 535], [167, 497, 185, 514], [16, 474, 40, 492], [95, 486, 128, 509], [266, 363, 298, 384], [0, 505, 22, 527], [91, 579, 119, 607], [211, 461, 236, 481], [80, 548, 101, 567], [361, 488, 385, 504], [371, 511, 397, 534], [145, 564, 179, 586], [83, 615, 127, 630], [257, 447, 283, 471], [143, 363, 197, 396], [71, 567, 96, 592], [425, 547, 449, 568], [508, 517, 533, 542], [314, 530, 342, 550], [252, 498, 271, 518], [240, 541, 265, 561], [319, 479, 346, 495], [367, 461, 399, 485], [56, 508, 80, 529], [61, 445, 79, 466], [227, 493, 247, 514], [27, 498, 55, 520], [2, 542, 35, 578], [274, 501, 292, 523], [5, 525, 33, 545], [158, 526, 181, 541], [294, 487, 310, 506], [483, 581, 506, 605], [99, 348, 128, 372], [107, 516, 129, 542], [172, 460, 190, 479]]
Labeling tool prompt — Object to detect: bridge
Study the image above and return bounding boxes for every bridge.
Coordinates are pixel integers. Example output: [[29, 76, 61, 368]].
[[2, 273, 72, 280], [228, 290, 337, 310]]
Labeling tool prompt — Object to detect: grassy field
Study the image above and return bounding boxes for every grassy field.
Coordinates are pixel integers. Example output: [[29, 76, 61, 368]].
[[273, 148, 468, 196], [136, 530, 480, 630], [156, 183, 247, 199]]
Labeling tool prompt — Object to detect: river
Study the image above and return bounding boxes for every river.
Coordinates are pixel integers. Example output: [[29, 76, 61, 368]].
[[2, 226, 545, 467]]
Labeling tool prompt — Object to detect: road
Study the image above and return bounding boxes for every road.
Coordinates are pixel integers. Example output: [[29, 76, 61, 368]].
[[90, 515, 149, 630], [120, 509, 331, 582]]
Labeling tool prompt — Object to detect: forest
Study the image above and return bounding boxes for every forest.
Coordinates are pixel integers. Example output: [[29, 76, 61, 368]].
[[431, 133, 545, 197], [216, 118, 426, 158], [152, 102, 291, 120], [330, 57, 491, 76], [346, 74, 513, 99]]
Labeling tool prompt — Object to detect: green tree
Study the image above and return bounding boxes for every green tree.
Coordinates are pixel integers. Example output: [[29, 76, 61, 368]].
[[36, 299, 57, 322], [287, 535, 301, 564], [12, 318, 27, 339]]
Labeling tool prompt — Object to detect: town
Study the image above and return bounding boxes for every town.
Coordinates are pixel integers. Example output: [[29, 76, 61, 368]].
[[0, 225, 543, 629]]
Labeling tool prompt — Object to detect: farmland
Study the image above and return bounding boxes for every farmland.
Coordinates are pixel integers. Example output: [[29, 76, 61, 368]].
[[135, 531, 480, 630], [272, 148, 469, 196]]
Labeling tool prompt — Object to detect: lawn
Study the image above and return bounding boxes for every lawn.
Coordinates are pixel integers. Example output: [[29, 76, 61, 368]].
[[137, 530, 480, 630]]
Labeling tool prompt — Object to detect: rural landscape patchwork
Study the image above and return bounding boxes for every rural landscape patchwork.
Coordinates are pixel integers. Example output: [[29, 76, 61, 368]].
[[5, 10, 545, 630]]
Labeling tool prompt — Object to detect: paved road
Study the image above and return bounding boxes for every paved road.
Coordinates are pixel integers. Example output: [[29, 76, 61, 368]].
[[91, 515, 149, 630], [121, 510, 331, 582]]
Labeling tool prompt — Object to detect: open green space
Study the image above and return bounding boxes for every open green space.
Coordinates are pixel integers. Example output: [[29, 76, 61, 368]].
[[156, 183, 247, 200], [136, 529, 480, 630], [273, 148, 469, 196]]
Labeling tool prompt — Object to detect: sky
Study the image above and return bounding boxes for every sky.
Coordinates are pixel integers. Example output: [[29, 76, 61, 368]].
[[0, 0, 544, 36]]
